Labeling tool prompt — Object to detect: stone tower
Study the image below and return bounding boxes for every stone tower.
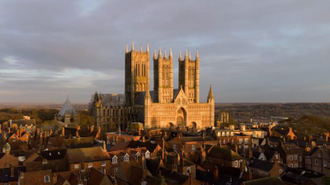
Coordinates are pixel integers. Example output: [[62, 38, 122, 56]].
[[153, 47, 173, 103], [178, 50, 200, 103], [125, 42, 150, 106]]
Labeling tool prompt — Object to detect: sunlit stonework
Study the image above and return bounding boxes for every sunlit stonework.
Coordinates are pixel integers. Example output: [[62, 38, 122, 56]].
[[90, 42, 214, 131]]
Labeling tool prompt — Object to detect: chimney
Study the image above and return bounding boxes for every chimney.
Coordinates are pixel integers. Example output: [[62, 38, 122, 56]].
[[213, 166, 218, 181], [77, 126, 80, 131], [37, 128, 40, 135], [311, 141, 316, 149], [103, 141, 107, 151], [61, 127, 65, 137], [90, 125, 94, 132], [39, 133, 43, 150], [142, 136, 145, 143]]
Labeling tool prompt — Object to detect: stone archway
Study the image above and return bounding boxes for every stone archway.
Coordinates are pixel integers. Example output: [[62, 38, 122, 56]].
[[191, 122, 197, 129], [176, 108, 187, 127], [168, 122, 174, 128]]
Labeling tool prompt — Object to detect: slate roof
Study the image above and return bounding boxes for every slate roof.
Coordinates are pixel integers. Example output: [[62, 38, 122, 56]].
[[243, 176, 285, 185], [63, 136, 95, 148], [40, 149, 66, 160], [58, 97, 77, 116], [67, 146, 109, 163], [0, 166, 26, 183], [145, 157, 163, 175], [158, 167, 190, 184], [249, 158, 275, 172]]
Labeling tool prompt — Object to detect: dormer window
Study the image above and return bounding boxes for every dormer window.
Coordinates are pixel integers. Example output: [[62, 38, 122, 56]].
[[101, 161, 106, 166], [173, 144, 177, 150], [44, 175, 50, 183], [112, 155, 118, 164], [124, 153, 129, 162], [145, 151, 150, 159], [187, 167, 191, 174]]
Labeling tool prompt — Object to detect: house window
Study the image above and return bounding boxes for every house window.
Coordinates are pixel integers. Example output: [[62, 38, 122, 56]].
[[112, 156, 118, 164], [88, 163, 93, 168], [44, 175, 50, 183], [74, 164, 79, 169], [315, 159, 319, 165], [102, 168, 106, 174], [217, 132, 220, 137], [239, 139, 243, 144], [290, 163, 293, 168], [299, 156, 302, 162], [101, 161, 106, 166], [294, 155, 297, 160], [173, 144, 177, 150], [192, 145, 196, 151], [290, 155, 293, 161], [319, 152, 322, 158], [187, 167, 191, 174], [294, 163, 298, 168], [279, 169, 283, 173], [275, 154, 278, 159], [234, 160, 238, 167], [244, 138, 249, 144], [324, 161, 327, 167], [114, 167, 118, 175]]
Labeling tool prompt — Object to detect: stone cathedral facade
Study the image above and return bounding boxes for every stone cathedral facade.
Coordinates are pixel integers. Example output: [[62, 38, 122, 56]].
[[90, 42, 215, 132]]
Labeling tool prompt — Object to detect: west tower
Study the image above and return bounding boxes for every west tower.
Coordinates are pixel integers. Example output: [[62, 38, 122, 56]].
[[178, 50, 200, 103], [125, 42, 150, 106], [153, 47, 173, 103]]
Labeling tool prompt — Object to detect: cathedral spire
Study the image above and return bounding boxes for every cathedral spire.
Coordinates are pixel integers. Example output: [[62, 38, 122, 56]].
[[158, 46, 162, 58], [179, 50, 182, 60], [153, 49, 157, 60], [126, 43, 128, 53], [164, 50, 167, 59], [146, 42, 149, 52], [196, 49, 199, 59], [140, 45, 143, 52], [189, 51, 191, 60], [185, 49, 188, 59], [207, 84, 214, 100], [131, 41, 134, 51], [169, 48, 173, 58]]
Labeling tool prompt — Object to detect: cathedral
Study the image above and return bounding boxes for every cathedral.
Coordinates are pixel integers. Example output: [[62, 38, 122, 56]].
[[90, 42, 215, 132]]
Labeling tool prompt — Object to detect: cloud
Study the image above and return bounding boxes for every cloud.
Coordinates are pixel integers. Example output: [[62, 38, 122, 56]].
[[0, 0, 330, 103]]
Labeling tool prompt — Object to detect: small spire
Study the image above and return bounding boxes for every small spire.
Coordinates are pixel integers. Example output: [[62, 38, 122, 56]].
[[164, 50, 167, 59], [146, 41, 149, 52], [158, 46, 162, 57], [126, 43, 128, 53], [189, 51, 191, 60], [153, 49, 157, 60], [140, 45, 143, 52], [169, 48, 173, 58], [131, 41, 134, 51], [179, 50, 182, 60], [196, 49, 199, 59], [185, 49, 188, 59], [207, 84, 214, 100]]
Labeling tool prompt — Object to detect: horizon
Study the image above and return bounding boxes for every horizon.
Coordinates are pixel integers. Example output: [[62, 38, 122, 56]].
[[1, 1, 330, 103]]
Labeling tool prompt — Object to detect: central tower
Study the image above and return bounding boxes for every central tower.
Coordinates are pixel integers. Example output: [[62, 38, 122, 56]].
[[153, 47, 173, 103], [178, 50, 200, 103], [125, 42, 150, 106]]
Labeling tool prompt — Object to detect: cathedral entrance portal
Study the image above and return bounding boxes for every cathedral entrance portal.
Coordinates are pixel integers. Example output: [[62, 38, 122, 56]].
[[176, 108, 186, 127]]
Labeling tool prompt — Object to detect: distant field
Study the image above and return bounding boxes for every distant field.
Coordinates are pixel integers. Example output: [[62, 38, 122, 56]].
[[215, 103, 330, 118]]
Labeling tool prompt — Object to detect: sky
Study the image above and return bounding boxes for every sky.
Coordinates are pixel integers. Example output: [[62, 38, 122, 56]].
[[1, 0, 330, 104]]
